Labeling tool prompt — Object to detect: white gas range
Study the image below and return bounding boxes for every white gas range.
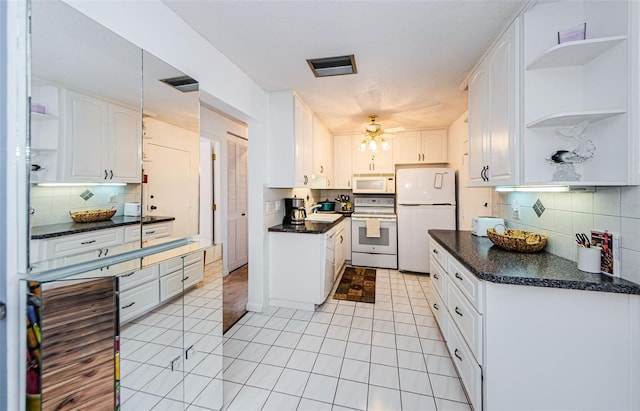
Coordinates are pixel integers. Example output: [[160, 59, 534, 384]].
[[350, 196, 398, 269]]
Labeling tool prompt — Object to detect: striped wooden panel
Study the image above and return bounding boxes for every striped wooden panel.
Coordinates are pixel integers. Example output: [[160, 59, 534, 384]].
[[40, 278, 116, 411]]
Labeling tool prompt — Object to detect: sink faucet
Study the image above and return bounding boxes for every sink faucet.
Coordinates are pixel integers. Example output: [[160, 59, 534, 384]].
[[310, 204, 321, 213]]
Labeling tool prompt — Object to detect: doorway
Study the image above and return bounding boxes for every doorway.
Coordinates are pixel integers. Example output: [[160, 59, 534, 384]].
[[227, 135, 248, 272]]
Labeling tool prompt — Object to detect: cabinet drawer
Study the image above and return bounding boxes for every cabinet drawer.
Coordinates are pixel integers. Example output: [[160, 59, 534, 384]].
[[38, 227, 124, 260], [447, 280, 483, 365], [446, 313, 482, 411], [142, 222, 172, 241], [447, 257, 484, 313], [160, 252, 203, 276], [119, 265, 159, 292], [120, 281, 160, 324], [430, 256, 448, 303], [429, 284, 448, 339], [429, 237, 446, 268]]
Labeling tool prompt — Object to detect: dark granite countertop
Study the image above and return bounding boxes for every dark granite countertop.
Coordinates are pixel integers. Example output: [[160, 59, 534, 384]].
[[429, 229, 640, 295], [31, 216, 176, 240], [269, 216, 345, 234]]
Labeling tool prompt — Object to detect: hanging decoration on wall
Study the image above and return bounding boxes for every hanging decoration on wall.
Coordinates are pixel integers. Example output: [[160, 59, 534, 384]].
[[547, 121, 596, 181]]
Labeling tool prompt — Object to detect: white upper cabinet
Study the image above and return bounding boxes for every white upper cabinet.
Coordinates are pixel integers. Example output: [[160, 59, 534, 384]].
[[61, 89, 141, 183], [311, 114, 334, 188], [522, 0, 638, 185], [352, 134, 394, 174], [394, 130, 448, 165], [333, 135, 353, 189], [268, 91, 313, 188], [467, 19, 520, 187]]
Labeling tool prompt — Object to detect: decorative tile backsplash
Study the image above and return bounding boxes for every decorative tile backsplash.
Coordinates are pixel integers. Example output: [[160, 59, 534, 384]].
[[30, 184, 141, 227], [495, 186, 640, 285]]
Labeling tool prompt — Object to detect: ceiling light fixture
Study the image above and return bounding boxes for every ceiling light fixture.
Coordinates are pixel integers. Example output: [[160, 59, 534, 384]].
[[359, 115, 392, 153], [307, 54, 357, 78]]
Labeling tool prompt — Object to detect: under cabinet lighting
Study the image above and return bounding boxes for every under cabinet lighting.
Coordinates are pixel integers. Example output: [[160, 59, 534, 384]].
[[36, 183, 127, 187], [495, 185, 595, 193]]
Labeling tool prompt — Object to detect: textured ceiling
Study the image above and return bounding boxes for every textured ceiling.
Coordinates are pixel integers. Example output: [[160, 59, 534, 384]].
[[164, 0, 526, 134]]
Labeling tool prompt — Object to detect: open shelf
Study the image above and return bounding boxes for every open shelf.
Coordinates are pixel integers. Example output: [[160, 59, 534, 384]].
[[526, 109, 625, 128], [30, 112, 57, 121], [526, 36, 626, 70]]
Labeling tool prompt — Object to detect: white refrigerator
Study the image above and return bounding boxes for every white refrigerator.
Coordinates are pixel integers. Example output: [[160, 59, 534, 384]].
[[396, 168, 456, 273]]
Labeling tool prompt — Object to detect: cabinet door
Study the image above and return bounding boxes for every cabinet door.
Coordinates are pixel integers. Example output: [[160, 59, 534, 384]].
[[312, 115, 328, 177], [372, 145, 394, 173], [486, 22, 518, 185], [63, 90, 107, 181], [467, 64, 488, 186], [108, 103, 141, 182], [393, 131, 421, 164], [333, 135, 352, 189], [351, 135, 374, 173], [294, 97, 313, 187], [421, 130, 448, 163]]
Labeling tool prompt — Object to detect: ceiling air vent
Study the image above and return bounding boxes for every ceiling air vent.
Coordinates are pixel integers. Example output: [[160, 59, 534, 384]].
[[307, 54, 357, 78], [159, 75, 199, 93]]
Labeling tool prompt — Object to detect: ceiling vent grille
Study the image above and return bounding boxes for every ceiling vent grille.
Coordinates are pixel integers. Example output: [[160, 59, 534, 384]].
[[159, 75, 199, 93], [307, 54, 357, 77]]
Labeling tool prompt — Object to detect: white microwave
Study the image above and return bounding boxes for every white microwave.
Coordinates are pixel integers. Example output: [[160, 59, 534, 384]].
[[352, 174, 396, 194]]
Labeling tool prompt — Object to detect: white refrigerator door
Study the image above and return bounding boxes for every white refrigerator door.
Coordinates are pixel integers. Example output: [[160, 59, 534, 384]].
[[398, 205, 456, 273], [396, 168, 455, 205]]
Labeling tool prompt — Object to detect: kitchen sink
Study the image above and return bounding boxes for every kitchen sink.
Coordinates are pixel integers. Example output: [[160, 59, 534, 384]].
[[305, 213, 342, 223]]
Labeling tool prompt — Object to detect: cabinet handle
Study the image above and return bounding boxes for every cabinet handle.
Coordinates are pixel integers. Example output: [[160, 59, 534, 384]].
[[454, 349, 463, 361], [455, 273, 463, 281], [185, 344, 195, 359], [145, 230, 156, 235], [171, 356, 181, 371], [109, 169, 114, 180], [485, 165, 489, 181], [320, 165, 324, 174], [432, 249, 438, 254], [455, 307, 463, 317], [81, 240, 96, 245], [328, 179, 331, 187], [304, 175, 308, 185], [182, 276, 190, 282], [121, 272, 135, 278], [103, 248, 109, 256], [433, 303, 439, 310], [104, 169, 108, 180], [372, 163, 375, 171], [418, 153, 421, 162], [122, 302, 135, 309], [98, 249, 103, 258], [433, 273, 439, 280]]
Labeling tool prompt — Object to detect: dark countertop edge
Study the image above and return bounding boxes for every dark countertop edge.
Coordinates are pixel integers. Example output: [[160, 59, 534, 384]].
[[31, 216, 176, 240], [268, 215, 345, 234], [429, 229, 640, 295]]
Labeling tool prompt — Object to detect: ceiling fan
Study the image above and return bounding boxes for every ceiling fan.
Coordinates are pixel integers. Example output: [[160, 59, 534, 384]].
[[359, 115, 405, 153]]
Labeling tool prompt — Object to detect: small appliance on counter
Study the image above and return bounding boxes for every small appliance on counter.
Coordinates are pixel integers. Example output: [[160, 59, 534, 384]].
[[283, 197, 306, 225], [124, 202, 141, 217], [472, 216, 505, 237]]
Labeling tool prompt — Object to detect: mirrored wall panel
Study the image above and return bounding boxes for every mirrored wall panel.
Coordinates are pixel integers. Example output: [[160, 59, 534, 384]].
[[28, 0, 201, 273]]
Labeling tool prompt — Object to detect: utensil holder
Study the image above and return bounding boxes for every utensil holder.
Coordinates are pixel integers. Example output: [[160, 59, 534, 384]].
[[577, 246, 601, 273]]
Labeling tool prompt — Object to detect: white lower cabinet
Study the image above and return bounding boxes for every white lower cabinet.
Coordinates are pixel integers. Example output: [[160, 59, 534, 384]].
[[429, 235, 640, 410], [160, 253, 204, 302], [119, 279, 160, 324]]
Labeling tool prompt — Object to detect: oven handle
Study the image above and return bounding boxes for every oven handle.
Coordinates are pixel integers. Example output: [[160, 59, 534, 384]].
[[351, 217, 397, 222]]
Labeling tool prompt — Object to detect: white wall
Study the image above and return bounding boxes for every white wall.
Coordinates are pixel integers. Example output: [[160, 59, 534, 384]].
[[447, 111, 492, 230]]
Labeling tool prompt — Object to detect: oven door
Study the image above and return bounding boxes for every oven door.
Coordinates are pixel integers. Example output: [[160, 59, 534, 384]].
[[351, 217, 398, 254]]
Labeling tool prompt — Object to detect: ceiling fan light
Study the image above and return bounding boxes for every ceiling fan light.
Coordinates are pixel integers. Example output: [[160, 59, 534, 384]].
[[368, 139, 378, 152], [381, 138, 390, 151], [359, 139, 368, 152]]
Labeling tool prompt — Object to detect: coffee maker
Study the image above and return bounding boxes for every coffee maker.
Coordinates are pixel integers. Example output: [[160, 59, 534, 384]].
[[283, 197, 306, 225]]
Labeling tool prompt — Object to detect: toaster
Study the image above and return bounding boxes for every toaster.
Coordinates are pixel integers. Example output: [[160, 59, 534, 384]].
[[124, 202, 141, 217], [472, 217, 505, 237]]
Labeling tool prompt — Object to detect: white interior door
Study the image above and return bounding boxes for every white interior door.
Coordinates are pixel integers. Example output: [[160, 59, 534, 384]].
[[227, 137, 248, 271], [146, 143, 191, 239]]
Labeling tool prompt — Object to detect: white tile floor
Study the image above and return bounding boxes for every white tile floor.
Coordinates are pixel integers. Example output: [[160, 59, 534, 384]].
[[119, 260, 224, 411], [222, 268, 471, 411]]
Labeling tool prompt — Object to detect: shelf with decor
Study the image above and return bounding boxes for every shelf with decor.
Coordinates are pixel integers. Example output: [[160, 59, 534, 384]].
[[526, 109, 626, 128], [522, 0, 638, 186], [526, 35, 626, 70]]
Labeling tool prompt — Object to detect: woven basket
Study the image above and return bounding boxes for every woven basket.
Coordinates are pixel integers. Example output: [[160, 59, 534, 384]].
[[487, 224, 547, 253], [69, 209, 116, 223]]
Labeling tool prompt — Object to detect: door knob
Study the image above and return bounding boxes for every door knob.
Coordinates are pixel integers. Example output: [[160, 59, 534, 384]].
[[150, 205, 157, 210]]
